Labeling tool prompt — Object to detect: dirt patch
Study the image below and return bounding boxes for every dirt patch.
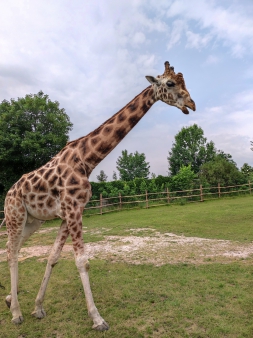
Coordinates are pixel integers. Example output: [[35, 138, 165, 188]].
[[1, 228, 253, 265]]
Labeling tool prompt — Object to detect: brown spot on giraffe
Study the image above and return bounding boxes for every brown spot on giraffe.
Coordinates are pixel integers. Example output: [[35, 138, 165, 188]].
[[57, 166, 64, 175], [44, 169, 54, 180], [48, 175, 58, 186], [38, 168, 45, 175], [85, 152, 102, 167], [27, 173, 35, 180], [80, 139, 89, 154], [51, 188, 59, 197], [68, 188, 80, 196], [128, 100, 138, 112], [34, 181, 47, 193], [31, 176, 40, 184], [114, 128, 128, 142], [117, 112, 126, 122], [95, 141, 113, 154], [30, 194, 36, 201], [91, 137, 99, 146], [62, 150, 71, 162], [38, 195, 47, 201], [24, 181, 31, 193], [128, 117, 139, 128], [90, 126, 102, 137], [69, 141, 78, 148], [46, 197, 54, 208], [67, 175, 79, 186], [58, 177, 63, 187], [102, 126, 112, 135], [76, 165, 86, 176]]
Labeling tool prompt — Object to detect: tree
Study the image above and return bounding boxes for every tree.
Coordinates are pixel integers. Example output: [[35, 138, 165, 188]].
[[0, 91, 73, 192], [116, 150, 150, 181], [112, 171, 118, 181], [240, 163, 253, 179], [199, 156, 246, 187], [216, 150, 237, 167], [170, 165, 196, 191], [96, 170, 108, 182], [168, 124, 216, 175]]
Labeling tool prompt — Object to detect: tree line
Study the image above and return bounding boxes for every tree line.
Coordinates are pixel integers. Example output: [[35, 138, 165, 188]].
[[97, 124, 253, 193], [0, 92, 252, 208]]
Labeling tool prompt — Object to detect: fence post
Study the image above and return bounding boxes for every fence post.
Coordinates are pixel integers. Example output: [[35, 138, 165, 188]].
[[249, 181, 252, 195], [200, 184, 203, 202], [119, 192, 122, 210], [100, 193, 103, 215], [145, 190, 149, 209], [166, 187, 170, 204], [218, 182, 221, 198]]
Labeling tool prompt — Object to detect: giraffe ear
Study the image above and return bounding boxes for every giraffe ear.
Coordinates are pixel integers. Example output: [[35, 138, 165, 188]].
[[145, 76, 160, 85]]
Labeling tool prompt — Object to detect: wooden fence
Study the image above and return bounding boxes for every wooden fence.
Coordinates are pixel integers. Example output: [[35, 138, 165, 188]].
[[0, 181, 252, 221]]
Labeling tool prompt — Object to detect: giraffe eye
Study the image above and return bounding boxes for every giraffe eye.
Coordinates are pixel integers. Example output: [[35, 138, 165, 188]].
[[166, 81, 175, 87]]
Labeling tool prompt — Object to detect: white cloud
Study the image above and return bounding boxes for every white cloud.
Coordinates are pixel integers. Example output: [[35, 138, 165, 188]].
[[186, 31, 212, 50], [165, 0, 253, 57], [167, 20, 186, 50], [132, 32, 146, 46], [187, 89, 253, 168], [204, 55, 220, 65]]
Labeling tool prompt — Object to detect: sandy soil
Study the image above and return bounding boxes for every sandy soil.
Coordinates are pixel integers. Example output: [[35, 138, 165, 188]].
[[1, 227, 253, 265]]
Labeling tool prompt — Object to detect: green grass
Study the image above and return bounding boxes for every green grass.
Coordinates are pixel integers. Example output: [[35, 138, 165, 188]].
[[78, 195, 253, 242], [0, 195, 253, 337], [1, 260, 253, 337]]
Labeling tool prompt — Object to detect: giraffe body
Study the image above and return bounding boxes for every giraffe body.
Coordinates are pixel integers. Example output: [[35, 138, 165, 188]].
[[4, 61, 195, 330]]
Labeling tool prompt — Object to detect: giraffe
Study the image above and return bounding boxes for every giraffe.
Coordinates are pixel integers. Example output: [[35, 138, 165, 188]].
[[3, 61, 195, 331]]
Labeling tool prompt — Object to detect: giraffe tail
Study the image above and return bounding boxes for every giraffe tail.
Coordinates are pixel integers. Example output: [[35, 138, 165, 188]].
[[0, 218, 5, 228]]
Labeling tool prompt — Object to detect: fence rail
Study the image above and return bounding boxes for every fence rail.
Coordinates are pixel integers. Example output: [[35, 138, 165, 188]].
[[0, 181, 252, 221], [82, 181, 252, 216]]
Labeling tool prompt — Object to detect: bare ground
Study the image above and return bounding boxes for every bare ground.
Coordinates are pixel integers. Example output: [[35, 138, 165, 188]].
[[1, 227, 253, 265]]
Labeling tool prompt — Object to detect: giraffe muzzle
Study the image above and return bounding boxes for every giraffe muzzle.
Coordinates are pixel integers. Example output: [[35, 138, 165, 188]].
[[183, 99, 196, 114]]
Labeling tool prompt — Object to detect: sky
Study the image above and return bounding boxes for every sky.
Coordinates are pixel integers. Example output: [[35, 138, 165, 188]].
[[0, 0, 253, 181]]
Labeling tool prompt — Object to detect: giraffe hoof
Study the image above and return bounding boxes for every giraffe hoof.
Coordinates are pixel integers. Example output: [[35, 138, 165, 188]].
[[12, 315, 24, 325], [31, 309, 46, 319], [5, 295, 11, 308], [92, 321, 109, 331]]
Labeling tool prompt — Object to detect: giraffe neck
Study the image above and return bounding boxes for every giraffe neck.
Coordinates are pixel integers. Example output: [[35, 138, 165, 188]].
[[63, 86, 156, 177]]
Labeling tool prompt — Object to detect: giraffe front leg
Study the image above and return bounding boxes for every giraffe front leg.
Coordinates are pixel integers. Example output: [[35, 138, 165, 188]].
[[6, 227, 24, 324], [8, 257, 24, 324], [75, 255, 109, 331], [5, 241, 12, 309], [68, 213, 109, 331], [32, 220, 69, 319]]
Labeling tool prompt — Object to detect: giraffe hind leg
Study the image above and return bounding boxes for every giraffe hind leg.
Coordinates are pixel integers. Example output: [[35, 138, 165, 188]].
[[6, 218, 42, 323], [5, 213, 27, 324]]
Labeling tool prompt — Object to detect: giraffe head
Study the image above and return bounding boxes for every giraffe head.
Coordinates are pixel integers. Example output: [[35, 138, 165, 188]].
[[146, 61, 196, 114]]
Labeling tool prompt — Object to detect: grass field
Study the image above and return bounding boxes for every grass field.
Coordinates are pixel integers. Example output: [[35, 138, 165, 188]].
[[0, 195, 253, 337]]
